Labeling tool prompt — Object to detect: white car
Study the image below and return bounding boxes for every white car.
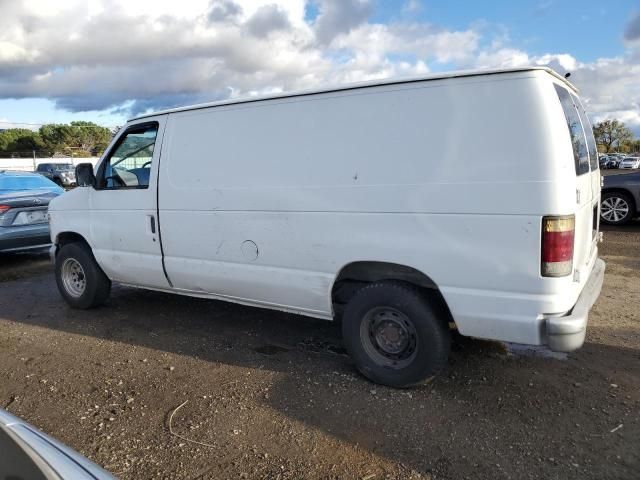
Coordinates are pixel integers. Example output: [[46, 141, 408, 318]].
[[619, 157, 640, 169], [48, 67, 605, 387]]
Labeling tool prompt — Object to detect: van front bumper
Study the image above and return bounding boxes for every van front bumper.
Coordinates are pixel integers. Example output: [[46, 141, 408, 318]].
[[545, 258, 606, 352]]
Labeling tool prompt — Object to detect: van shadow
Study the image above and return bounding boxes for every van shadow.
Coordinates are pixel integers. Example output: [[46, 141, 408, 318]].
[[600, 220, 640, 233], [0, 250, 50, 282], [1, 274, 639, 479]]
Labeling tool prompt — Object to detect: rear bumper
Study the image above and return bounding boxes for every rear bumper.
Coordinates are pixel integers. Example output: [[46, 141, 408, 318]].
[[545, 259, 606, 352], [0, 224, 51, 252]]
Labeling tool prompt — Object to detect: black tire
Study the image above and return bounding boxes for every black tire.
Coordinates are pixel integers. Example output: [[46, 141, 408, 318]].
[[601, 191, 635, 225], [342, 282, 450, 387], [55, 242, 111, 309]]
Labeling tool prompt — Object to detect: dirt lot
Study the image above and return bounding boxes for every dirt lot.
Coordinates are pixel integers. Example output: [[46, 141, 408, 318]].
[[0, 224, 638, 480]]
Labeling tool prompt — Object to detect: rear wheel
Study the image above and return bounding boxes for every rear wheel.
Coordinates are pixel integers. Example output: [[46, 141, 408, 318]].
[[55, 242, 111, 309], [601, 191, 634, 225], [342, 282, 450, 387]]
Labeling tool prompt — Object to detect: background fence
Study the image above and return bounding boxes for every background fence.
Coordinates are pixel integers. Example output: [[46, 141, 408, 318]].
[[0, 156, 100, 172]]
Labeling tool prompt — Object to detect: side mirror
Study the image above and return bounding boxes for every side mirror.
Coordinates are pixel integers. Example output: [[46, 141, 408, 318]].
[[75, 163, 96, 187]]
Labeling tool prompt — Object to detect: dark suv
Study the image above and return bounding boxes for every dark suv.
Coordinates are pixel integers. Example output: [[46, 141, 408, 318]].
[[35, 163, 76, 188]]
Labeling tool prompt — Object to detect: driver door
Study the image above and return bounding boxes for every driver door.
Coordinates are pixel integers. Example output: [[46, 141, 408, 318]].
[[88, 116, 170, 288]]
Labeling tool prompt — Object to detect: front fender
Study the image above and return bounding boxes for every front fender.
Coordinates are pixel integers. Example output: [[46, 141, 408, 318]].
[[48, 187, 92, 246]]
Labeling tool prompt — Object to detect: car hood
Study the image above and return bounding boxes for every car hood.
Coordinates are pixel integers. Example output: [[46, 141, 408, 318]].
[[0, 409, 115, 480]]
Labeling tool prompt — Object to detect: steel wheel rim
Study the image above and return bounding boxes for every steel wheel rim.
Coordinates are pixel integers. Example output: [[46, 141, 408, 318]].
[[360, 306, 418, 369], [601, 197, 629, 223], [61, 258, 86, 298]]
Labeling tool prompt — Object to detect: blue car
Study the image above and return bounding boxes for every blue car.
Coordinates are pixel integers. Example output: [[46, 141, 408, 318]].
[[0, 171, 64, 253]]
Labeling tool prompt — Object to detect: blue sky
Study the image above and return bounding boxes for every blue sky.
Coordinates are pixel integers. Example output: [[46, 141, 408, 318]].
[[1, 0, 639, 132], [374, 0, 637, 61]]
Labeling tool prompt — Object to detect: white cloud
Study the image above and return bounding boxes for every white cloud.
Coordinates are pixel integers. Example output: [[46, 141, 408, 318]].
[[402, 0, 422, 15], [0, 0, 637, 134], [0, 0, 471, 115], [624, 11, 640, 42], [313, 0, 372, 44], [475, 48, 530, 68], [471, 47, 640, 134]]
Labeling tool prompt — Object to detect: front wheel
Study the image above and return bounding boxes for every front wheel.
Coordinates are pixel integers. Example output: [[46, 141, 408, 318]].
[[342, 282, 450, 387], [55, 242, 111, 309]]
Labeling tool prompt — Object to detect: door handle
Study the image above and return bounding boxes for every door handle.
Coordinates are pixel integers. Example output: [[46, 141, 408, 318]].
[[147, 215, 156, 234]]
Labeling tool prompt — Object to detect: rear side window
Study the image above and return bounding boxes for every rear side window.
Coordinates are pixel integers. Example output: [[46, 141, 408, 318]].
[[555, 85, 590, 176], [572, 95, 599, 171]]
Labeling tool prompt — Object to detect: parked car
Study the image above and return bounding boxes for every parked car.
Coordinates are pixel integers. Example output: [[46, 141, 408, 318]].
[[48, 67, 605, 387], [601, 171, 640, 225], [605, 157, 621, 169], [0, 408, 114, 479], [618, 157, 640, 169], [599, 155, 611, 168], [36, 162, 77, 187], [0, 171, 63, 253]]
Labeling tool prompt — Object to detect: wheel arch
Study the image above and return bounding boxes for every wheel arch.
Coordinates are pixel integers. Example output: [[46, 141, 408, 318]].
[[330, 260, 454, 326], [53, 231, 91, 257]]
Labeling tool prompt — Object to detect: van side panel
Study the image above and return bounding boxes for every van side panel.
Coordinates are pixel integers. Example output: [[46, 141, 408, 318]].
[[157, 72, 580, 343]]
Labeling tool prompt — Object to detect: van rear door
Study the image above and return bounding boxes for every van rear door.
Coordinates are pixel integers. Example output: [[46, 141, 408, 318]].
[[554, 85, 600, 279]]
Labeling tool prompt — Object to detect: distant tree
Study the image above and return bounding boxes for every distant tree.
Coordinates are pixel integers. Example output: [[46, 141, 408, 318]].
[[68, 121, 112, 155], [0, 128, 43, 155], [38, 122, 112, 156], [39, 124, 74, 156], [593, 120, 634, 153]]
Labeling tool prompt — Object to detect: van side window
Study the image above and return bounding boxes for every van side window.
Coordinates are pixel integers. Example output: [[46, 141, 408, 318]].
[[98, 123, 158, 189], [554, 85, 589, 176], [572, 94, 599, 171]]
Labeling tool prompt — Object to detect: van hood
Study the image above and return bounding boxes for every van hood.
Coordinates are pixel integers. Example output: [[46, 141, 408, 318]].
[[48, 185, 90, 212]]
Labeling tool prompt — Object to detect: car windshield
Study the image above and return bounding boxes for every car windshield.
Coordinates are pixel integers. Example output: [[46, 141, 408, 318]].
[[0, 175, 62, 193], [54, 164, 74, 171]]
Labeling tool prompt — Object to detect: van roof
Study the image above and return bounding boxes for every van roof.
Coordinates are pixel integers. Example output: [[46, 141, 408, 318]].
[[130, 66, 576, 121]]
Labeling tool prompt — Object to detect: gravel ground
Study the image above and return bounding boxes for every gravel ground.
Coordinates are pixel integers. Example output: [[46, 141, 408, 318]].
[[0, 223, 638, 480]]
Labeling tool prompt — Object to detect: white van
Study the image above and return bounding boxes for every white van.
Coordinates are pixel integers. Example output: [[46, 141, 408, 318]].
[[49, 67, 605, 387]]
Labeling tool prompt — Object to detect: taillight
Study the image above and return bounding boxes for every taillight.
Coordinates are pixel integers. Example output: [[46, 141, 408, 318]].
[[541, 215, 575, 277], [0, 205, 10, 215]]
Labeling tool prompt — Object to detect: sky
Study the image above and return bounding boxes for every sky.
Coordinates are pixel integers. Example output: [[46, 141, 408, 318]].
[[0, 0, 639, 133]]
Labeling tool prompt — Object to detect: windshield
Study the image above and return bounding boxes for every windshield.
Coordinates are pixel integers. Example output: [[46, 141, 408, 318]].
[[54, 164, 75, 171], [0, 175, 62, 193]]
